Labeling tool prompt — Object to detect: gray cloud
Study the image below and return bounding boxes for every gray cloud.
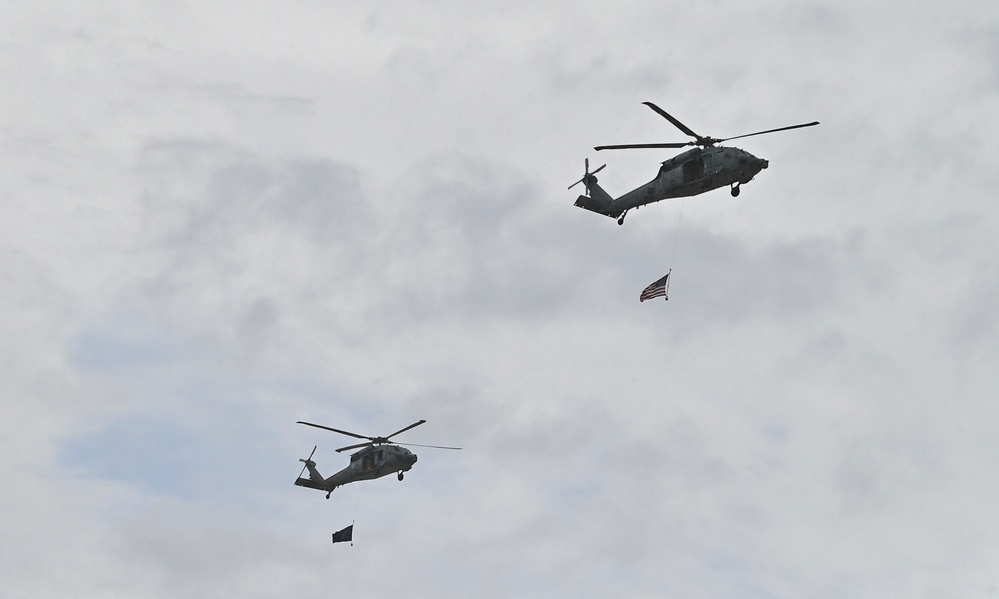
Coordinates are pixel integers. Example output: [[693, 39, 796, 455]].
[[4, 1, 999, 598]]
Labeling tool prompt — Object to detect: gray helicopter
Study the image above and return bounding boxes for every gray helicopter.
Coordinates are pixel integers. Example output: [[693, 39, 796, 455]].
[[571, 102, 819, 225], [295, 419, 460, 498]]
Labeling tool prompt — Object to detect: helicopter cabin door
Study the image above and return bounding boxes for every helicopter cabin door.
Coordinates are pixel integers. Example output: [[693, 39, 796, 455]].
[[682, 154, 705, 182], [362, 452, 376, 472]]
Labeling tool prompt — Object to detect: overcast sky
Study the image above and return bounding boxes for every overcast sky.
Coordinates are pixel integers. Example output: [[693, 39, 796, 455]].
[[4, 1, 999, 598]]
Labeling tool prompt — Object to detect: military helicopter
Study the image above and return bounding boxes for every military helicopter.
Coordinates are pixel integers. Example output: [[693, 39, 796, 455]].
[[295, 419, 460, 498], [570, 102, 819, 224]]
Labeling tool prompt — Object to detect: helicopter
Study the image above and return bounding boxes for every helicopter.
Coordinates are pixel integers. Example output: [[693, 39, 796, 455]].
[[570, 102, 819, 225], [294, 419, 460, 498]]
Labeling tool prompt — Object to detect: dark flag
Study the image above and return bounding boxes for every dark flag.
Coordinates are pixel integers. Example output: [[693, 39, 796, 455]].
[[639, 270, 670, 302], [332, 524, 353, 545]]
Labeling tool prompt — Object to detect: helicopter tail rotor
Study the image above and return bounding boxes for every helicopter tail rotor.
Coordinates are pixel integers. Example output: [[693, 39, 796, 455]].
[[571, 159, 622, 220], [568, 158, 606, 195]]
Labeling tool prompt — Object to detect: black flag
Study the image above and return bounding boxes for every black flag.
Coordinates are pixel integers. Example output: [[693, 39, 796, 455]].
[[332, 524, 353, 544]]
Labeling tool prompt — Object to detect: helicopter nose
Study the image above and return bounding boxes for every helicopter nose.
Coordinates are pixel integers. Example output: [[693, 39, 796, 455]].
[[760, 158, 769, 169]]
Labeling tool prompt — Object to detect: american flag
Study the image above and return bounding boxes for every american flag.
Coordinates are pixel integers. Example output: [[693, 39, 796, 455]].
[[639, 271, 670, 302]]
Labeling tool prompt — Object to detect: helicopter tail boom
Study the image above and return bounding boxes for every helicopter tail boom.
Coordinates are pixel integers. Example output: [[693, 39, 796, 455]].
[[573, 178, 622, 219]]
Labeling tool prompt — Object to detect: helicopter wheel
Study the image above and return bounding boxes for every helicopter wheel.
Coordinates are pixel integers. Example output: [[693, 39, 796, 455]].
[[326, 492, 331, 499], [730, 184, 740, 197], [397, 472, 405, 481]]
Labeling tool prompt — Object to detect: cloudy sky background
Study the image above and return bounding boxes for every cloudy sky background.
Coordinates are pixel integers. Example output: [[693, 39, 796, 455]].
[[4, 1, 999, 597]]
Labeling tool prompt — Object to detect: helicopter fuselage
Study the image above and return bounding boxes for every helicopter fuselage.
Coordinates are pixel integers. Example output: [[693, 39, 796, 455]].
[[636, 146, 767, 205], [574, 146, 769, 223], [295, 444, 418, 496]]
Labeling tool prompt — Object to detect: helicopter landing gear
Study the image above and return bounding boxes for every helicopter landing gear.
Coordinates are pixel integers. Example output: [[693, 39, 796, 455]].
[[617, 210, 629, 225], [397, 472, 405, 481], [730, 183, 741, 197], [326, 491, 332, 499]]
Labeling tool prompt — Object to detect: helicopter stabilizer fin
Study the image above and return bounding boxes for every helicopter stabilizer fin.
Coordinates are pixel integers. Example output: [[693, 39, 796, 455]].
[[575, 193, 623, 219], [294, 476, 325, 490], [296, 456, 325, 486], [573, 176, 621, 218]]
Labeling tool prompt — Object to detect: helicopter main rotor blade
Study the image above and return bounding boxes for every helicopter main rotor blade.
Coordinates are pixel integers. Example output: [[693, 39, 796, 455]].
[[595, 142, 692, 151], [336, 441, 374, 453], [396, 442, 463, 450], [718, 121, 820, 143], [297, 421, 371, 441], [385, 419, 427, 440], [642, 102, 702, 139]]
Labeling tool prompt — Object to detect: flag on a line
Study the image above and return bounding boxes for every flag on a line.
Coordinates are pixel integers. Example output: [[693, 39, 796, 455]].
[[639, 270, 670, 302], [332, 524, 353, 544]]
